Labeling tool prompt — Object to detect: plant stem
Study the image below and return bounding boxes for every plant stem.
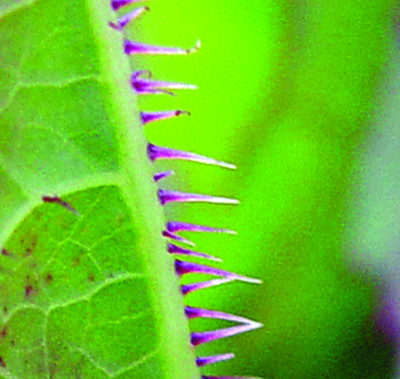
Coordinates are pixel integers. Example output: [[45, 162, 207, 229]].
[[85, 2, 199, 378]]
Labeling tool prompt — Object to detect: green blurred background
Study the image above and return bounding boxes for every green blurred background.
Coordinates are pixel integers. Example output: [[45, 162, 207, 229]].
[[128, 0, 399, 377]]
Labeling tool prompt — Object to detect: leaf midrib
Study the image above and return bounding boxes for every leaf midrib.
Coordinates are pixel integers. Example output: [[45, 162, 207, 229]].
[[85, 1, 199, 378]]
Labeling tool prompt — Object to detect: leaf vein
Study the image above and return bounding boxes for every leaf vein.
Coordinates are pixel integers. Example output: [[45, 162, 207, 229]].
[[112, 348, 159, 378]]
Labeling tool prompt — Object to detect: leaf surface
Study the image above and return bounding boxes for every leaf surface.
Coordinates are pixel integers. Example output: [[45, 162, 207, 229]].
[[0, 1, 199, 378]]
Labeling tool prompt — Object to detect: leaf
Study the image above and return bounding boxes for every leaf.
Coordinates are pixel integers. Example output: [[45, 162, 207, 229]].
[[0, 1, 199, 378]]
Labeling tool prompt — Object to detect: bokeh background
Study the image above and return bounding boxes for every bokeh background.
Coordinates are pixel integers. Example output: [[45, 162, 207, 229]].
[[129, 0, 399, 377]]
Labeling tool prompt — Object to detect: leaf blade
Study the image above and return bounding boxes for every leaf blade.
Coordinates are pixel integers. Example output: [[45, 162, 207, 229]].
[[0, 0, 199, 377]]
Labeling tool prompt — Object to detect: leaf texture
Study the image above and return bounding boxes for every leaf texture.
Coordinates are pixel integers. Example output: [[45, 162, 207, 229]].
[[0, 0, 199, 378]]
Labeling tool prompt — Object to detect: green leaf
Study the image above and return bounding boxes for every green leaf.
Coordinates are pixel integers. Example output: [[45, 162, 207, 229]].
[[0, 1, 199, 378]]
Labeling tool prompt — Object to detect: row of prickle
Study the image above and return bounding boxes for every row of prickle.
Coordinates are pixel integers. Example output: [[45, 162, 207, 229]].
[[110, 1, 262, 378]]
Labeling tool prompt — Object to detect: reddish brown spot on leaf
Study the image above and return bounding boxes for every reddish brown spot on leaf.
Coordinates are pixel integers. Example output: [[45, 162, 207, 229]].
[[1, 248, 11, 256], [87, 274, 95, 282], [0, 327, 7, 338], [0, 357, 5, 367], [25, 285, 33, 297], [45, 274, 53, 283], [23, 234, 37, 257]]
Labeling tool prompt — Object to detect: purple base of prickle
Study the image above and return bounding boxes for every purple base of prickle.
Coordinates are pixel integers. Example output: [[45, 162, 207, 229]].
[[141, 110, 188, 124], [131, 70, 197, 95], [167, 221, 236, 235], [168, 244, 221, 262], [191, 322, 262, 346], [111, 0, 140, 11], [147, 144, 235, 169], [158, 190, 239, 206], [153, 171, 174, 182], [175, 260, 262, 284], [181, 278, 234, 295], [109, 7, 149, 30], [162, 230, 195, 246], [196, 353, 234, 367], [124, 40, 200, 55], [185, 306, 254, 324]]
